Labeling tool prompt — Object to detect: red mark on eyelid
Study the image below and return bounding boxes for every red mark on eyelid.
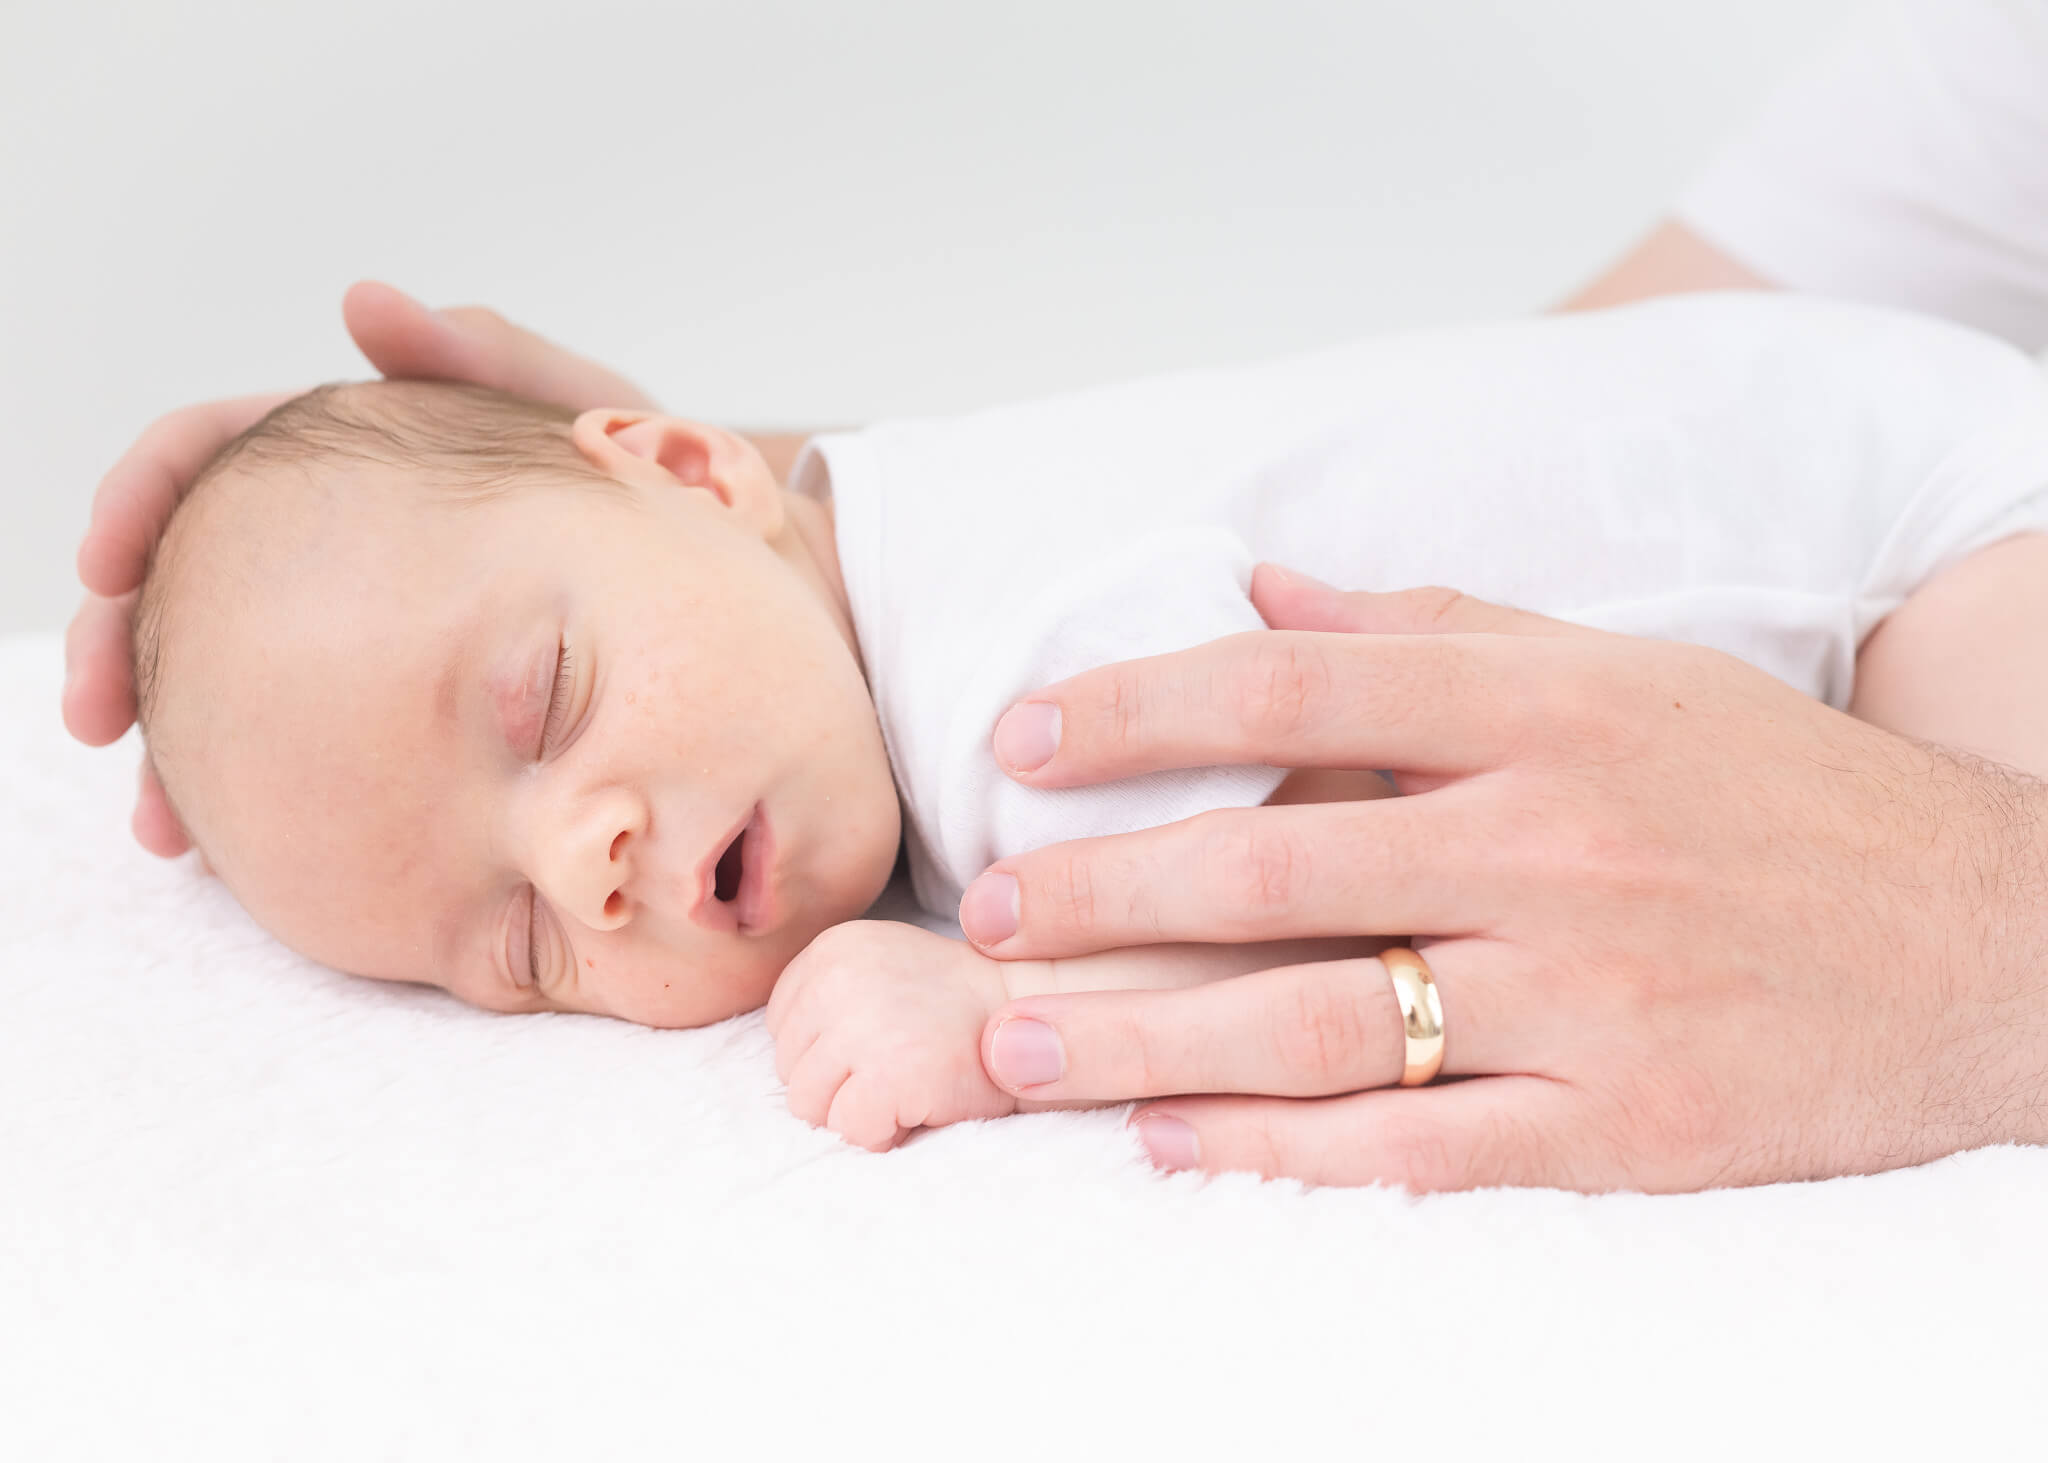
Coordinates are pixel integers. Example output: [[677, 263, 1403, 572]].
[[490, 646, 549, 754]]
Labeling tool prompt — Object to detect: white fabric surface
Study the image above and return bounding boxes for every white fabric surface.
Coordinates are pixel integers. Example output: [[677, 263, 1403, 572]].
[[6, 632, 2048, 1457], [1678, 0, 2048, 353], [802, 293, 2048, 916]]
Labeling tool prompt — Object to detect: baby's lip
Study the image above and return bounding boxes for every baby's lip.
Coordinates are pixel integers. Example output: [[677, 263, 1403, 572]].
[[732, 806, 777, 935], [690, 803, 776, 935]]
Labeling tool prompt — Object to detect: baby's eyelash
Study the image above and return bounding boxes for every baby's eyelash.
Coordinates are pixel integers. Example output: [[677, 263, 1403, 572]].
[[527, 887, 547, 987], [539, 645, 574, 756]]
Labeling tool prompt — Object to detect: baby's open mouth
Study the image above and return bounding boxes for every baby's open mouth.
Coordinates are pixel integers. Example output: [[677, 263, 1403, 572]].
[[694, 802, 778, 935], [713, 824, 747, 903]]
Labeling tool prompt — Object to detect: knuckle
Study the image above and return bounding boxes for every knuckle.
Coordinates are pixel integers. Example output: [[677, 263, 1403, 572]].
[[1097, 669, 1154, 763], [1378, 1118, 1464, 1193], [1120, 1011, 1190, 1096], [1235, 1110, 1293, 1180], [788, 1084, 827, 1128], [800, 918, 886, 968], [1197, 812, 1312, 929], [1574, 814, 1683, 911], [1269, 971, 1374, 1087], [1626, 1066, 1734, 1165], [1538, 666, 1634, 758], [1397, 585, 1470, 631], [1037, 853, 1100, 937], [1238, 638, 1333, 742]]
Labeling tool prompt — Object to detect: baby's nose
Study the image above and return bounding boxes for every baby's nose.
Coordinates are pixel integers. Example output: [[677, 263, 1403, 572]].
[[537, 790, 645, 932]]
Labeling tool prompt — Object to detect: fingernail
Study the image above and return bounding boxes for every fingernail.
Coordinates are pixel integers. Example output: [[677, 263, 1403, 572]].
[[992, 702, 1061, 773], [1134, 1114, 1199, 1171], [959, 872, 1019, 946], [988, 1017, 1064, 1088], [1264, 563, 1336, 594]]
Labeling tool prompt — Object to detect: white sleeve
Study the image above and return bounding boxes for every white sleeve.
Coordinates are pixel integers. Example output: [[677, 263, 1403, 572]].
[[1676, 0, 2048, 353]]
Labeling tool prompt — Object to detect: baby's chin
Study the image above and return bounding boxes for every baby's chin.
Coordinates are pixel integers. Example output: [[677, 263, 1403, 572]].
[[597, 933, 805, 1029]]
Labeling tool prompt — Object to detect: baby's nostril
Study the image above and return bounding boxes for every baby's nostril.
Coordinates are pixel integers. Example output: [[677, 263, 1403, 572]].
[[603, 890, 624, 921]]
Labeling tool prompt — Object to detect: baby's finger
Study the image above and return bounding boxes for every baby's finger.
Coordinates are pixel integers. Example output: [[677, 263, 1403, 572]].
[[769, 1019, 813, 1087], [783, 1048, 852, 1131], [769, 1001, 824, 1086], [826, 1074, 909, 1154]]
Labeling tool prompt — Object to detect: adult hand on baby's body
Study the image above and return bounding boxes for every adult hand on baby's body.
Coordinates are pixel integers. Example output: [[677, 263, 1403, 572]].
[[960, 565, 2048, 1193], [63, 281, 658, 857], [765, 921, 1022, 1153]]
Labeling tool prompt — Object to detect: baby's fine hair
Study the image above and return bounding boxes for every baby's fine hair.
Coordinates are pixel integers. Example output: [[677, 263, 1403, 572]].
[[131, 380, 616, 738]]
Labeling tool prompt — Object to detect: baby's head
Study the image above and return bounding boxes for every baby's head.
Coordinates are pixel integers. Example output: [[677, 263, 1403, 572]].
[[134, 381, 901, 1026]]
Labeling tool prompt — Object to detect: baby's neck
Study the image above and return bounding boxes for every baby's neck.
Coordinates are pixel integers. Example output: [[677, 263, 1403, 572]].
[[779, 489, 863, 674]]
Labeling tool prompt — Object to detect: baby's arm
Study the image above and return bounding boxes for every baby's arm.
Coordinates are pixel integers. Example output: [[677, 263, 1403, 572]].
[[767, 765, 1394, 1151], [1850, 533, 2048, 780], [764, 919, 1378, 1152]]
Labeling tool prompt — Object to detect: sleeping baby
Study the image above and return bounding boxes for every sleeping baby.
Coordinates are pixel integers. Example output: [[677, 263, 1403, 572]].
[[129, 291, 2048, 1150]]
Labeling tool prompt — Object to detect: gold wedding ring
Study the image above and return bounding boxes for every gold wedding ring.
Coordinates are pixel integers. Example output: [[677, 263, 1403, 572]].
[[1381, 946, 1445, 1086]]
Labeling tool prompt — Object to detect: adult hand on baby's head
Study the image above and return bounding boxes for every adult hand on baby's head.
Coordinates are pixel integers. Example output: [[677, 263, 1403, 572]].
[[64, 281, 659, 857], [961, 566, 2048, 1192], [337, 280, 660, 418]]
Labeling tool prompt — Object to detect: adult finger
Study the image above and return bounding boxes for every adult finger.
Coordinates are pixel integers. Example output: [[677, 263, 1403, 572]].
[[1129, 1075, 1597, 1192], [62, 592, 139, 746], [1251, 563, 1607, 640], [78, 393, 290, 598], [343, 280, 660, 412], [960, 792, 1495, 956], [990, 629, 1564, 789], [981, 943, 1545, 1101], [132, 762, 192, 859]]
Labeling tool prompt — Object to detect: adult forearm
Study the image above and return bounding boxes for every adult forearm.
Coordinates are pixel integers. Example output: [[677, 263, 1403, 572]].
[[740, 430, 827, 486], [1558, 219, 1774, 312], [1924, 745, 2048, 1150]]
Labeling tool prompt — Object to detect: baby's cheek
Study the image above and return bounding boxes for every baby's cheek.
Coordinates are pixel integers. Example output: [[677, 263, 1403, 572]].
[[585, 935, 791, 1030]]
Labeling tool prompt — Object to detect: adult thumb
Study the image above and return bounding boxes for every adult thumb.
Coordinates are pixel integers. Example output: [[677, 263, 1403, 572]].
[[341, 280, 660, 413]]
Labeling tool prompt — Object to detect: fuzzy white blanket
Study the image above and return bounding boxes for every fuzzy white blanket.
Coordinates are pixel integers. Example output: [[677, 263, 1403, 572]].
[[3, 631, 2044, 1458]]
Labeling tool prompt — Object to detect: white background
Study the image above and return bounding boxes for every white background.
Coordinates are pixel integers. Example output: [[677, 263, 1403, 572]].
[[0, 0, 1863, 634]]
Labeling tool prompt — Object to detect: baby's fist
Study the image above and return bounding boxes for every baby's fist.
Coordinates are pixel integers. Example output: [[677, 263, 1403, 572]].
[[764, 920, 1017, 1152]]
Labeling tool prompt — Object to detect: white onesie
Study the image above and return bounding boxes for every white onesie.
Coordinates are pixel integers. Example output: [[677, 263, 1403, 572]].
[[791, 293, 2048, 919]]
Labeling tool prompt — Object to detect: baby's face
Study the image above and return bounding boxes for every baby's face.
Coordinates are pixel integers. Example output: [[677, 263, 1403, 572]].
[[159, 428, 901, 1026]]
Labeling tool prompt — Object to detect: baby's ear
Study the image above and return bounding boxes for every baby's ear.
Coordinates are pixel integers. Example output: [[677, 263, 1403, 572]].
[[571, 409, 783, 537]]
